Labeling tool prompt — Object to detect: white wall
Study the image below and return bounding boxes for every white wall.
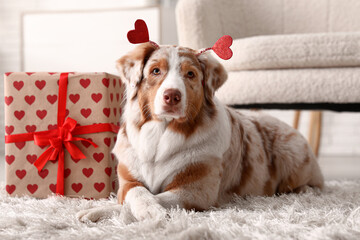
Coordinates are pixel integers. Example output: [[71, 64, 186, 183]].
[[0, 0, 169, 182], [23, 9, 160, 73], [0, 0, 359, 182]]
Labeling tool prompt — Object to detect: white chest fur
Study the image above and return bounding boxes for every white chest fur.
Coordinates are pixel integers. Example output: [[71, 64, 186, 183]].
[[119, 98, 232, 194], [125, 120, 186, 193]]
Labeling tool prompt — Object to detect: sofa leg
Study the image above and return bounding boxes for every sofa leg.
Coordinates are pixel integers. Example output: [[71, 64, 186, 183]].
[[308, 111, 322, 157], [313, 111, 322, 156], [293, 111, 301, 129]]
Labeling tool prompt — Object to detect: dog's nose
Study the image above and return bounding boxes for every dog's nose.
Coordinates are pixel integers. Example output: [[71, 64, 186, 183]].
[[163, 89, 181, 106]]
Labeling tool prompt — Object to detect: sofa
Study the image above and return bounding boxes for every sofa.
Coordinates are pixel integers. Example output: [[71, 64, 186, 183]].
[[175, 0, 360, 112]]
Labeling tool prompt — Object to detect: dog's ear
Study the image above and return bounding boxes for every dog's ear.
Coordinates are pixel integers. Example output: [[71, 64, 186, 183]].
[[116, 42, 157, 90], [198, 53, 228, 97]]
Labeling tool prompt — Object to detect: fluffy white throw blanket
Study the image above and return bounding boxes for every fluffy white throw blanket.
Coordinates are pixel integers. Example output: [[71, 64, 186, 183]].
[[0, 180, 359, 240]]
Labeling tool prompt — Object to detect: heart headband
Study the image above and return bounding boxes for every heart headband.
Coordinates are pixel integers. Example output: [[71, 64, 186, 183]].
[[127, 19, 233, 60]]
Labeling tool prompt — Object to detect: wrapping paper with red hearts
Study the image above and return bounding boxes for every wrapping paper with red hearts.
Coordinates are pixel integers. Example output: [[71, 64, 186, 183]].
[[4, 72, 124, 199]]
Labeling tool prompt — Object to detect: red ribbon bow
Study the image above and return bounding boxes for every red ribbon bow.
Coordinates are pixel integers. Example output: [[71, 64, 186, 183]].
[[33, 117, 97, 195], [5, 72, 119, 195]]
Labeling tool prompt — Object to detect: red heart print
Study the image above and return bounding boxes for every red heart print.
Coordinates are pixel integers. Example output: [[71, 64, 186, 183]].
[[16, 169, 26, 179], [81, 108, 91, 118], [114, 136, 117, 143], [14, 110, 25, 120], [15, 142, 25, 150], [105, 167, 112, 177], [5, 72, 13, 76], [69, 94, 80, 104], [113, 108, 117, 116], [13, 81, 24, 91], [26, 154, 37, 164], [116, 93, 120, 102], [47, 95, 57, 104], [127, 19, 149, 44], [102, 78, 110, 88], [112, 181, 116, 190], [35, 80, 46, 90], [5, 125, 14, 135], [119, 79, 122, 87], [5, 96, 13, 106], [26, 72, 35, 76], [113, 78, 116, 87], [111, 153, 115, 161], [104, 138, 111, 147], [5, 155, 15, 165], [48, 72, 57, 75], [48, 124, 57, 130], [64, 168, 71, 178], [81, 138, 93, 148], [27, 184, 38, 194], [80, 78, 90, 88], [91, 93, 102, 103], [49, 184, 56, 193], [93, 153, 104, 163], [24, 95, 35, 105], [25, 125, 37, 133], [82, 168, 93, 178], [71, 183, 83, 193], [71, 156, 81, 163], [110, 93, 113, 102], [65, 109, 69, 117], [6, 185, 16, 194], [36, 110, 47, 119], [103, 108, 110, 117], [38, 169, 49, 179], [94, 182, 105, 193], [212, 35, 233, 60]]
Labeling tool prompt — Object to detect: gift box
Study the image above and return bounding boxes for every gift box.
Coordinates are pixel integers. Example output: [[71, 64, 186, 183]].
[[4, 72, 124, 199]]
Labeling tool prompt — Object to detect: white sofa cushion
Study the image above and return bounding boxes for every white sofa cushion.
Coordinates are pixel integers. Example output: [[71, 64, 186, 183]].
[[217, 32, 360, 71], [216, 68, 360, 105]]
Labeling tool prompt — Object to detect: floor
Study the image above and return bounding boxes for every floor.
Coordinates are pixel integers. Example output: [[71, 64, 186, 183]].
[[318, 156, 360, 179], [1, 179, 359, 239]]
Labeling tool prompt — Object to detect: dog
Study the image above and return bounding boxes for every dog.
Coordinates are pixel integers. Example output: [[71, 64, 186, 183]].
[[77, 42, 324, 222]]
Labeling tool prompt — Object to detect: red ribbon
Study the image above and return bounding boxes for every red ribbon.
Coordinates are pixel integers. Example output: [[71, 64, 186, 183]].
[[5, 73, 120, 195]]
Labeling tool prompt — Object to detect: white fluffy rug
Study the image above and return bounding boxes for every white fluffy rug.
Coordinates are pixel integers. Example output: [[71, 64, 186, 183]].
[[0, 180, 359, 240]]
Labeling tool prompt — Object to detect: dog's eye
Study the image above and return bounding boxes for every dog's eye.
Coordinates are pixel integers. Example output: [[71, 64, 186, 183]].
[[152, 68, 161, 75], [187, 71, 195, 78]]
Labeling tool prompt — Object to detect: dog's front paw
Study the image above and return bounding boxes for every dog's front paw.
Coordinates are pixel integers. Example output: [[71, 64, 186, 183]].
[[131, 202, 167, 221], [77, 205, 120, 223], [77, 208, 104, 222]]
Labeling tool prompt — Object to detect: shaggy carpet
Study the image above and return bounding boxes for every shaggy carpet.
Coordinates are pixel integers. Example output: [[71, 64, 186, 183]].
[[0, 180, 359, 240]]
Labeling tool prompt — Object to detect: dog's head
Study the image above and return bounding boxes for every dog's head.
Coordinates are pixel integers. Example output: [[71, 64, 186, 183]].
[[117, 42, 227, 129]]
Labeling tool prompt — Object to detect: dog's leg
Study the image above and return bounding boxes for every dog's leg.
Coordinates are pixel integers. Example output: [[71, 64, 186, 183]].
[[117, 162, 167, 221], [123, 158, 222, 219], [155, 158, 222, 211], [124, 186, 167, 221]]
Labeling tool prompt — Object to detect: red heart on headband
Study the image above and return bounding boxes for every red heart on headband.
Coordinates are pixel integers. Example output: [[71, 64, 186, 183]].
[[212, 35, 233, 60], [127, 19, 149, 44]]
